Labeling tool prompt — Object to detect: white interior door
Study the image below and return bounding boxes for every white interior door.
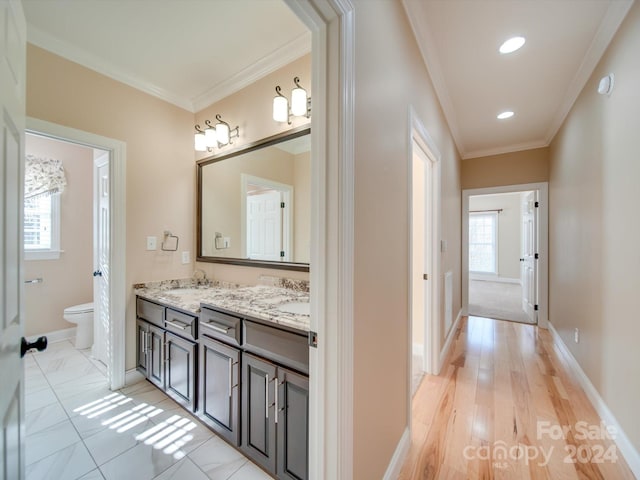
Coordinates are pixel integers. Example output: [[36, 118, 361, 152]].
[[92, 153, 109, 368], [521, 191, 537, 323], [1, 1, 26, 478], [247, 190, 282, 261]]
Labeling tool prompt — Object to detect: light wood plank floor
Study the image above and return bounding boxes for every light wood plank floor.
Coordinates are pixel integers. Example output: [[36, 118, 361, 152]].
[[399, 316, 635, 480]]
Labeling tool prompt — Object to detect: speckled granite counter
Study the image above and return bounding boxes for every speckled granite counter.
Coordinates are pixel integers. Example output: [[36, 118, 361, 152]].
[[133, 278, 310, 332]]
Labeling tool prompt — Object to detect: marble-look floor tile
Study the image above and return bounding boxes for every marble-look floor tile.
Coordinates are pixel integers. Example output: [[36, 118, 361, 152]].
[[58, 384, 114, 417], [152, 457, 209, 480], [84, 414, 154, 466], [227, 460, 274, 480], [41, 358, 102, 387], [78, 469, 105, 480], [26, 402, 68, 436], [25, 386, 58, 413], [188, 436, 247, 480], [25, 368, 50, 395], [69, 397, 137, 439], [25, 441, 96, 480], [25, 419, 81, 466], [99, 441, 181, 480], [54, 370, 108, 399]]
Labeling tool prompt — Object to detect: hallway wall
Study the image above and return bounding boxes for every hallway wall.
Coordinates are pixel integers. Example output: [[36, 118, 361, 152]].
[[549, 0, 640, 457], [462, 146, 549, 189]]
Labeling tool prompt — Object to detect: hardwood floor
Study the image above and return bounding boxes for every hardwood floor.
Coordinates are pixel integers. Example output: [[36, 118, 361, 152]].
[[399, 316, 635, 480]]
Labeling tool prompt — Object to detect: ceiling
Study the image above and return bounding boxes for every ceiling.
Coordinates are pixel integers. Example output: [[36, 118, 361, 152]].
[[22, 0, 310, 113], [403, 0, 633, 159]]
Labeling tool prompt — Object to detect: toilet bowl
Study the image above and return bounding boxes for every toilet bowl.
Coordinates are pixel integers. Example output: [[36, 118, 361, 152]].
[[63, 302, 94, 349]]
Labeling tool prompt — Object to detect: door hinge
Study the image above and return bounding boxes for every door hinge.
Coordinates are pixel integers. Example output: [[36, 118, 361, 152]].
[[423, 273, 428, 280], [535, 201, 539, 208], [308, 331, 318, 348], [534, 304, 539, 311], [280, 251, 285, 258], [281, 202, 285, 208], [535, 253, 539, 260]]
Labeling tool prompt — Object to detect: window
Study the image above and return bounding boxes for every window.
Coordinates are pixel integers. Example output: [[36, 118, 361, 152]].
[[469, 212, 497, 274], [24, 194, 60, 260]]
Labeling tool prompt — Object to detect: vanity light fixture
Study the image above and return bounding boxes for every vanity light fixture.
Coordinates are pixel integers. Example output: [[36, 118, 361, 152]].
[[194, 114, 240, 152], [273, 77, 311, 124]]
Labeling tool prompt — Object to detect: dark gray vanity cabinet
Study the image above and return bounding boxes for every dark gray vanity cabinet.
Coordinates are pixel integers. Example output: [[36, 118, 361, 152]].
[[165, 331, 197, 411], [199, 335, 241, 445], [136, 319, 165, 390], [277, 369, 309, 480]]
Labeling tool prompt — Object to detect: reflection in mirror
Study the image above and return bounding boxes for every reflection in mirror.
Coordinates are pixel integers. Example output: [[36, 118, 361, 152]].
[[198, 128, 310, 271]]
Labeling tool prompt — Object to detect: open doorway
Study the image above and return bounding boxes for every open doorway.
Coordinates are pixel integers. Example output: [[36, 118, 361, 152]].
[[26, 117, 127, 390], [462, 183, 549, 328]]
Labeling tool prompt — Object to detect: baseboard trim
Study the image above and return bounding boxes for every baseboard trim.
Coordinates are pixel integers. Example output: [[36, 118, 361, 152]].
[[383, 427, 410, 480], [439, 309, 462, 370], [124, 368, 145, 387], [28, 327, 76, 344], [470, 275, 521, 284], [548, 322, 640, 478]]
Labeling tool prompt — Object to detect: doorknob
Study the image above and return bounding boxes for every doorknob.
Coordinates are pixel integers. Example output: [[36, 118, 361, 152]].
[[519, 258, 525, 262], [21, 336, 48, 358], [93, 270, 103, 277]]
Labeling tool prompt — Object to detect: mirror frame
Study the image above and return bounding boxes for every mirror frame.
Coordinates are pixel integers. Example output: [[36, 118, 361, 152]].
[[196, 126, 311, 272]]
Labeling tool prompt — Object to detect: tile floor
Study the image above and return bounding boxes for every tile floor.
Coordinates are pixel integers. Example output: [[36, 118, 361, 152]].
[[25, 340, 272, 480]]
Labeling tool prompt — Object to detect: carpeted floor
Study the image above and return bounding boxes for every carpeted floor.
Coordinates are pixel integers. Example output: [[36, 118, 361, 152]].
[[468, 279, 534, 324]]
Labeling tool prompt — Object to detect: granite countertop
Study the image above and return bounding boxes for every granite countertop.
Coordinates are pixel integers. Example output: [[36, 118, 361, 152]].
[[134, 278, 310, 332]]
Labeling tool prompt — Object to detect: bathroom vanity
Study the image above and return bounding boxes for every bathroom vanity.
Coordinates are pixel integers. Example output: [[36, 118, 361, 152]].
[[134, 281, 310, 480]]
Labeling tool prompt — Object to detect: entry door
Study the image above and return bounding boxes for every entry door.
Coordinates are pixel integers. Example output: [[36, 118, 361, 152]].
[[521, 191, 537, 323], [93, 154, 110, 369], [247, 190, 283, 261], [1, 1, 26, 478]]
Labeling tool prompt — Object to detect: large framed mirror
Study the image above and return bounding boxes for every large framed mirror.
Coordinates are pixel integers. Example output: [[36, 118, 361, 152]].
[[197, 126, 310, 272]]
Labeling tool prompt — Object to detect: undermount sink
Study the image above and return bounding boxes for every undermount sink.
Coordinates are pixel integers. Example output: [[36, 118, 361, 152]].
[[276, 302, 310, 316]]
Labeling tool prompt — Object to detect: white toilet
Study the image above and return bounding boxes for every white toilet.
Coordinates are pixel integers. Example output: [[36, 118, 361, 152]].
[[63, 302, 94, 349]]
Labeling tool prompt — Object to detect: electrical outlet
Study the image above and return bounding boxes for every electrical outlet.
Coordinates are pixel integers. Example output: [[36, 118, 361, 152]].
[[146, 236, 157, 251], [574, 328, 580, 343], [181, 251, 190, 264]]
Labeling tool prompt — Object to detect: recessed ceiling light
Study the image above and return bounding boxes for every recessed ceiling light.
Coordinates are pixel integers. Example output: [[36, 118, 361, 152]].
[[499, 36, 526, 54], [497, 111, 514, 120]]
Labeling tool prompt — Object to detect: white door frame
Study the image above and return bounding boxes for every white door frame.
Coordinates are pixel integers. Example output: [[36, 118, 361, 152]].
[[462, 182, 548, 329], [26, 117, 127, 389], [284, 0, 355, 478]]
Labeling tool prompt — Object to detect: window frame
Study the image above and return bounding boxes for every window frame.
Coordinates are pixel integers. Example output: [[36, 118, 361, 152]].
[[24, 193, 61, 261], [468, 211, 498, 275]]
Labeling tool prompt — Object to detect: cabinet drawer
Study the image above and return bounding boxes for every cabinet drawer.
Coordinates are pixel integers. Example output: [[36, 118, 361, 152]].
[[243, 321, 308, 374], [136, 297, 164, 327], [165, 308, 197, 341], [200, 307, 241, 346]]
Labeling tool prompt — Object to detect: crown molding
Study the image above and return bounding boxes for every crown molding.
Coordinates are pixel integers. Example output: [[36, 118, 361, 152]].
[[462, 139, 549, 160], [192, 31, 311, 112], [402, 0, 465, 158], [27, 23, 194, 111], [543, 0, 633, 145], [27, 24, 311, 113]]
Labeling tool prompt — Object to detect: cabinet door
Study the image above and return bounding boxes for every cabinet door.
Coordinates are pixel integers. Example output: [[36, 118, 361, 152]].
[[165, 332, 197, 411], [242, 353, 277, 474], [277, 368, 309, 480], [136, 319, 149, 378], [148, 324, 165, 389], [199, 336, 240, 445]]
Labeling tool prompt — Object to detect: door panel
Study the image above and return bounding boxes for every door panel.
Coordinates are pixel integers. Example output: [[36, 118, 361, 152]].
[[199, 336, 240, 444], [136, 320, 148, 377], [278, 369, 309, 480], [521, 191, 537, 323], [93, 155, 109, 368], [1, 1, 26, 478], [148, 325, 165, 389], [165, 332, 196, 411], [242, 353, 277, 473]]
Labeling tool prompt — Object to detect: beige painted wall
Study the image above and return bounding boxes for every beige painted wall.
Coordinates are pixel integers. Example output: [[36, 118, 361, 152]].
[[469, 192, 522, 280], [27, 44, 195, 369], [194, 55, 312, 282], [352, 1, 462, 478], [549, 0, 640, 454], [24, 134, 93, 336], [462, 147, 549, 189]]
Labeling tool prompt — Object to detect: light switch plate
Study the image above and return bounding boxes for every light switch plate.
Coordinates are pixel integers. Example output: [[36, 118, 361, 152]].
[[181, 251, 190, 264], [146, 236, 157, 251]]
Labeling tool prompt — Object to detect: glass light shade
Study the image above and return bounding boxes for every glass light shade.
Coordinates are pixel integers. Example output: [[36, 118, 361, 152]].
[[204, 127, 217, 148], [273, 95, 289, 122], [194, 132, 207, 151], [291, 87, 308, 117], [216, 122, 230, 145]]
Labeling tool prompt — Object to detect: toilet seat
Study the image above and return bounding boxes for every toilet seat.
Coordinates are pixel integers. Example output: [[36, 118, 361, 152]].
[[64, 302, 93, 314]]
